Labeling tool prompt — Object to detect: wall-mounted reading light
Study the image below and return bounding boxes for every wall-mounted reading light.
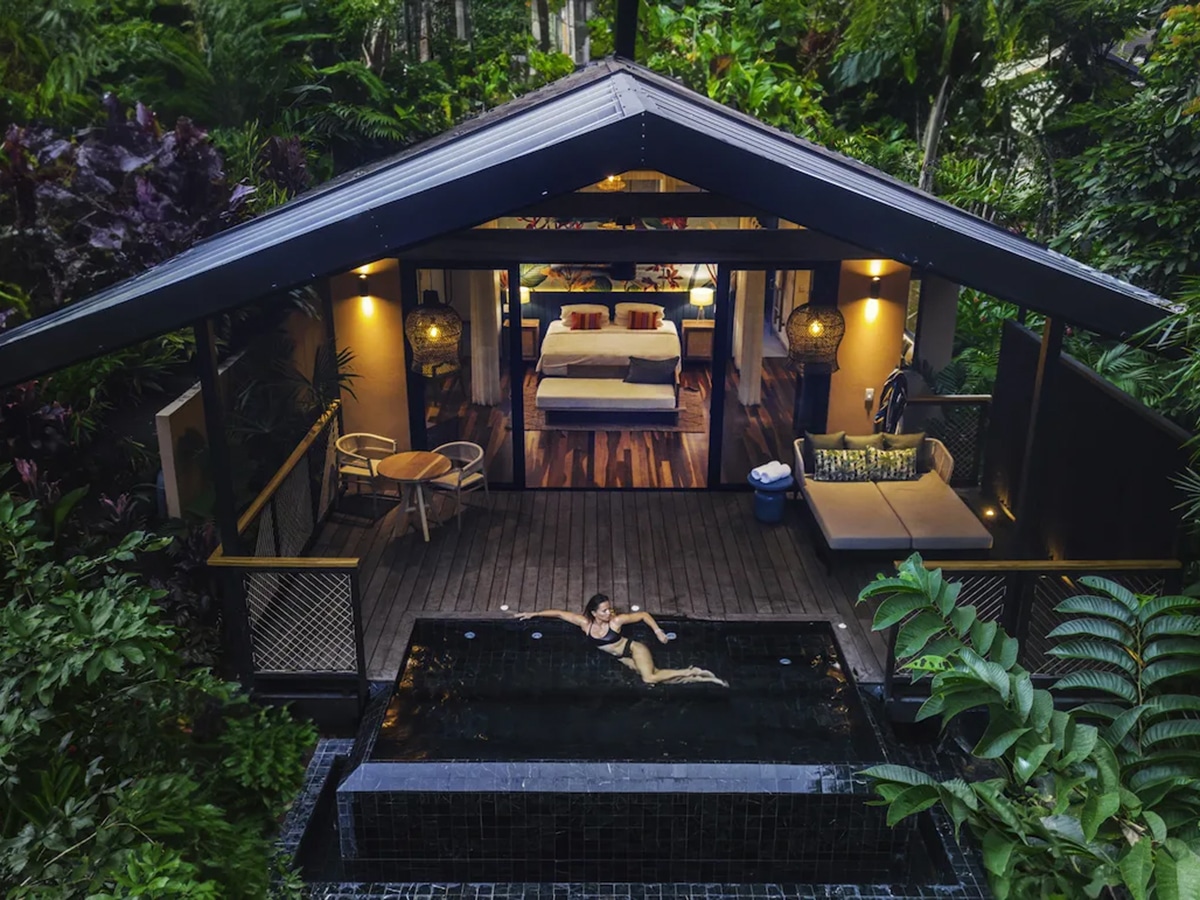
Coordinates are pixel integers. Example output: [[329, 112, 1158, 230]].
[[358, 273, 374, 316]]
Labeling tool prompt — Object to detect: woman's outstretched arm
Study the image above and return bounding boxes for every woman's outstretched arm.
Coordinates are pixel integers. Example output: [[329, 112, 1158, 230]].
[[514, 609, 588, 627], [615, 610, 669, 644]]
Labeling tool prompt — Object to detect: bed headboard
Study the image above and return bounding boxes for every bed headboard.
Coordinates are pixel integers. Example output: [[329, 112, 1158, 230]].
[[522, 292, 692, 337]]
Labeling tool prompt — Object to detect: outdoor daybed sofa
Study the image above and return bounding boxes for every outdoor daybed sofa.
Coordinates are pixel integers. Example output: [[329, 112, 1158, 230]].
[[793, 435, 993, 565]]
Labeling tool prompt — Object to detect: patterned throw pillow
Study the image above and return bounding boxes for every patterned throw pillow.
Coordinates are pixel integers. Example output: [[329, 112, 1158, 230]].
[[627, 309, 659, 330], [570, 311, 604, 330], [813, 449, 872, 482], [868, 446, 917, 481]]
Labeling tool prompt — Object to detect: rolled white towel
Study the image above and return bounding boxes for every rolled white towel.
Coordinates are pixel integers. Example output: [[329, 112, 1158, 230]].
[[750, 462, 775, 481], [764, 461, 792, 482]]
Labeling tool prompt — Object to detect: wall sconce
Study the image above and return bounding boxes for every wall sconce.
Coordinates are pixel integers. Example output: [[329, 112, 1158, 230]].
[[869, 276, 881, 299], [864, 276, 881, 323], [520, 286, 531, 304], [358, 273, 374, 316], [689, 287, 714, 319]]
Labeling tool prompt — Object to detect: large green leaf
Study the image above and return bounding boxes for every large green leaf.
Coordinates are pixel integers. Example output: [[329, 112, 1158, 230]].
[[1039, 813, 1086, 845], [981, 827, 1015, 878], [1138, 595, 1200, 621], [858, 764, 938, 787], [871, 591, 932, 629], [1079, 576, 1139, 611], [923, 686, 998, 723], [969, 619, 999, 657], [1046, 617, 1132, 644], [1130, 765, 1199, 792], [1146, 695, 1200, 717], [1081, 790, 1120, 841], [1143, 659, 1200, 687], [1029, 689, 1055, 731], [1105, 705, 1150, 747], [1119, 838, 1153, 900], [1012, 673, 1034, 722], [1048, 639, 1138, 676], [1145, 616, 1200, 638], [886, 783, 941, 826], [949, 604, 977, 637], [1062, 721, 1099, 767], [1012, 731, 1054, 784], [895, 610, 948, 659], [1142, 720, 1200, 748], [1055, 595, 1136, 625], [1052, 669, 1138, 704], [1144, 638, 1200, 662], [973, 717, 1030, 759], [1155, 839, 1200, 900], [1072, 702, 1126, 722], [960, 647, 1010, 699]]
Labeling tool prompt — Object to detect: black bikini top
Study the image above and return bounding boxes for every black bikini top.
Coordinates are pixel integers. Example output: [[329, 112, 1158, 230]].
[[587, 625, 623, 645]]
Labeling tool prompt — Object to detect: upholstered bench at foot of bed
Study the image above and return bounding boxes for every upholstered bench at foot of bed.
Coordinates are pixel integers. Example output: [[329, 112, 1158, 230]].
[[535, 377, 679, 425]]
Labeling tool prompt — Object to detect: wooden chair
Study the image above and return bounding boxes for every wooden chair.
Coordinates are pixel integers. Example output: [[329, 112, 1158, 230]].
[[428, 441, 488, 529], [335, 433, 397, 516]]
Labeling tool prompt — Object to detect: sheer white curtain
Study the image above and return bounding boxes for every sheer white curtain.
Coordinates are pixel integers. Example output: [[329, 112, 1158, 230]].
[[469, 270, 502, 405]]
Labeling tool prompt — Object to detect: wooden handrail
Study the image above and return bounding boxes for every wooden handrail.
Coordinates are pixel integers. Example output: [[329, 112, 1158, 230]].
[[906, 394, 992, 405], [207, 399, 340, 565], [208, 555, 360, 569], [237, 400, 341, 535], [912, 559, 1182, 574]]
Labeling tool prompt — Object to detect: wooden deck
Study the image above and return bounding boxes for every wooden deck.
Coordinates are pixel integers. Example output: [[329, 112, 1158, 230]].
[[310, 490, 893, 686]]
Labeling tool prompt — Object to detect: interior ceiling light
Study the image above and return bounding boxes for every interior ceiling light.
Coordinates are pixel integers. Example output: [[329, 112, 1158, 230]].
[[596, 174, 627, 192], [404, 289, 463, 377], [786, 304, 846, 374]]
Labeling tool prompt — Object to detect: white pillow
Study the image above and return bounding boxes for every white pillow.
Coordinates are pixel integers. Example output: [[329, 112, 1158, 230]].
[[559, 303, 611, 323], [614, 301, 665, 328]]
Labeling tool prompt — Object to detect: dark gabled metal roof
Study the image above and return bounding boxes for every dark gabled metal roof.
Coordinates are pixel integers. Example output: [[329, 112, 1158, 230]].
[[0, 58, 1176, 385]]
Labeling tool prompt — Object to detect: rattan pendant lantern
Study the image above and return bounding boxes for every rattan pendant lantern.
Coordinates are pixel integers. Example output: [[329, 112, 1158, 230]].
[[405, 289, 463, 377], [786, 304, 846, 373]]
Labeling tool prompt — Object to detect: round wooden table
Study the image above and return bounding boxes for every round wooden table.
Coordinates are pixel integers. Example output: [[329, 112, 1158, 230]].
[[376, 451, 452, 542]]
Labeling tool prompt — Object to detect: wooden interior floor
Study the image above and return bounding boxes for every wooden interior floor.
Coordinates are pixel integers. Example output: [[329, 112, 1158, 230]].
[[311, 490, 892, 686], [425, 358, 798, 488]]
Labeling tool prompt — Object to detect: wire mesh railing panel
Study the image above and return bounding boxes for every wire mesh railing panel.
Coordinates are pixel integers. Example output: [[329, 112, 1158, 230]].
[[244, 570, 357, 673], [1021, 572, 1172, 676], [918, 406, 987, 487], [275, 462, 315, 557], [948, 573, 1007, 624], [314, 415, 340, 523]]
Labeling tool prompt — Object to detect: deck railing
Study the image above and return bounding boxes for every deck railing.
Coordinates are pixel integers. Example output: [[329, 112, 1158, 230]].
[[903, 394, 991, 487], [882, 559, 1183, 702], [208, 401, 367, 705]]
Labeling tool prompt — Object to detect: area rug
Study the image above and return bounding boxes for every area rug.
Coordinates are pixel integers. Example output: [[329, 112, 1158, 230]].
[[524, 380, 707, 433]]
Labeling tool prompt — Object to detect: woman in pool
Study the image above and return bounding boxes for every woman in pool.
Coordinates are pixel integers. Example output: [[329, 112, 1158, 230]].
[[515, 594, 728, 687]]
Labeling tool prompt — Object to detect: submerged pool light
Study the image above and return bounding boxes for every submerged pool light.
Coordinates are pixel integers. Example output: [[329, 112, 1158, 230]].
[[779, 658, 792, 666], [665, 632, 677, 641], [499, 604, 509, 611], [532, 632, 543, 640], [836, 622, 847, 629], [464, 631, 476, 640], [630, 605, 640, 612]]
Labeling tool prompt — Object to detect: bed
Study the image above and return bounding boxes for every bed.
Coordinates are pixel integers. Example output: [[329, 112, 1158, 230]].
[[536, 320, 682, 377]]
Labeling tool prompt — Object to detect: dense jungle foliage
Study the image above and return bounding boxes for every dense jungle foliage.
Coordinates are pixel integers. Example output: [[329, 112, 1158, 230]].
[[2, 0, 1200, 893]]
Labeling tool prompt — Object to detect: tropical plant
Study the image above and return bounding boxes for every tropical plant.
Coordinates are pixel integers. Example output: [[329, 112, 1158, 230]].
[[0, 491, 315, 896], [858, 555, 1200, 900]]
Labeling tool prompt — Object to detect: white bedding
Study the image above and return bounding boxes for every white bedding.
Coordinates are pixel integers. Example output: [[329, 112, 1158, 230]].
[[536, 320, 681, 376]]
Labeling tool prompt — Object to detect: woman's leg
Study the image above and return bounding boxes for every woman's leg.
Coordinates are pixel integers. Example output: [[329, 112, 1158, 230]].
[[628, 642, 728, 686]]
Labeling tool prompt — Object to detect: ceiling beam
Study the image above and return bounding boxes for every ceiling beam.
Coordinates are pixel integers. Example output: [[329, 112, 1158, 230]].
[[511, 192, 770, 220], [400, 228, 872, 265]]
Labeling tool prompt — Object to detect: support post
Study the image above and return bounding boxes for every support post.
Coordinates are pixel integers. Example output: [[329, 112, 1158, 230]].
[[194, 320, 241, 556], [506, 265, 527, 489], [1013, 317, 1064, 557], [400, 262, 428, 450], [707, 265, 733, 487]]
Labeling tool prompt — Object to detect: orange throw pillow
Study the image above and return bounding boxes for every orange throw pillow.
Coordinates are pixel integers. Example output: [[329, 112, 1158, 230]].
[[627, 310, 659, 330], [570, 311, 604, 330]]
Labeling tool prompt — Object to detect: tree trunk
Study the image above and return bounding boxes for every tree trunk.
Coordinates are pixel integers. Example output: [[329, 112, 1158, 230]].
[[535, 0, 551, 52], [918, 73, 953, 194]]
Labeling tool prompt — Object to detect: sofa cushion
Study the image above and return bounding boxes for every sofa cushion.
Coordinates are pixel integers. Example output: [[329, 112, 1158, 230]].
[[803, 430, 845, 473], [868, 446, 917, 481], [803, 480, 912, 550], [845, 433, 884, 450], [814, 449, 872, 482], [876, 474, 994, 550], [884, 431, 930, 472]]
